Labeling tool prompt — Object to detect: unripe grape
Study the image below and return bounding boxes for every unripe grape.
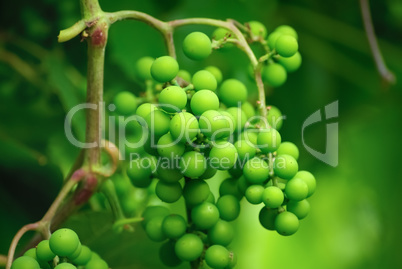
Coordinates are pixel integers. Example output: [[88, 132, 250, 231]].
[[212, 27, 234, 49], [262, 63, 287, 87], [135, 56, 154, 81], [175, 234, 204, 261], [248, 21, 267, 38], [226, 107, 248, 131], [23, 248, 37, 260], [240, 129, 258, 145], [113, 91, 137, 116], [267, 31, 282, 50], [267, 105, 283, 130], [199, 110, 232, 140], [150, 56, 179, 82], [205, 66, 223, 84], [85, 259, 108, 269], [216, 195, 240, 221], [243, 157, 269, 184], [208, 220, 234, 247], [36, 240, 56, 261], [126, 158, 152, 188], [209, 141, 238, 170], [199, 165, 218, 180], [54, 264, 76, 269], [219, 177, 243, 200], [287, 199, 310, 219], [259, 207, 279, 230], [183, 32, 212, 61], [191, 90, 219, 115], [274, 211, 299, 236], [68, 242, 81, 260], [245, 185, 264, 204], [71, 245, 92, 265], [262, 186, 284, 208], [162, 214, 187, 239], [49, 228, 80, 257], [145, 109, 170, 137], [159, 86, 187, 113], [183, 179, 210, 207], [157, 133, 185, 158], [135, 103, 157, 119], [11, 256, 40, 269], [206, 191, 216, 204], [170, 112, 200, 143], [191, 202, 220, 229], [219, 79, 248, 107], [241, 102, 256, 120], [159, 240, 182, 267], [278, 52, 302, 73], [155, 181, 182, 203], [257, 128, 281, 153], [234, 139, 256, 161], [180, 151, 207, 178], [145, 215, 167, 242], [275, 35, 298, 58], [192, 70, 217, 91], [177, 69, 192, 82], [205, 245, 231, 269], [275, 25, 298, 40], [141, 206, 170, 229], [285, 177, 308, 201], [295, 170, 316, 197], [277, 141, 299, 160], [273, 154, 298, 180]]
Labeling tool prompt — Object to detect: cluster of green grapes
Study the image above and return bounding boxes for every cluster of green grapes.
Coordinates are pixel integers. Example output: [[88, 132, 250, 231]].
[[11, 229, 108, 269], [106, 22, 313, 269]]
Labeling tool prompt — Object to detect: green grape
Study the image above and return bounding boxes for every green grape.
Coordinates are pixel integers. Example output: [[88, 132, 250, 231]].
[[234, 139, 256, 161], [220, 111, 236, 134], [206, 191, 216, 204], [150, 56, 179, 82], [257, 128, 281, 153], [212, 27, 234, 49], [277, 141, 299, 160], [219, 178, 242, 200], [85, 259, 108, 269], [275, 25, 298, 40], [191, 90, 219, 115], [243, 157, 269, 184], [54, 264, 76, 269], [267, 31, 282, 50], [275, 211, 299, 236], [295, 171, 316, 197], [36, 240, 56, 261], [183, 179, 210, 207], [191, 202, 220, 230], [199, 165, 218, 180], [159, 240, 182, 267], [68, 242, 82, 260], [125, 118, 144, 137], [226, 107, 247, 131], [113, 91, 137, 116], [219, 79, 248, 107], [241, 102, 256, 120], [216, 195, 240, 221], [145, 110, 171, 137], [88, 252, 101, 262], [275, 35, 298, 58], [162, 214, 187, 239], [199, 110, 232, 140], [262, 63, 287, 87], [135, 56, 154, 81], [49, 228, 80, 257], [205, 66, 223, 84], [179, 151, 207, 178], [71, 245, 92, 265], [157, 133, 185, 158], [285, 177, 308, 201], [192, 70, 217, 91], [208, 220, 234, 247], [248, 21, 267, 38], [156, 165, 183, 183], [11, 256, 40, 269], [145, 215, 167, 242], [245, 185, 264, 204], [205, 245, 230, 269], [141, 206, 170, 229], [287, 199, 310, 219], [259, 207, 279, 230], [278, 52, 302, 73], [227, 251, 237, 268], [267, 105, 283, 130], [126, 158, 152, 188], [155, 181, 182, 203], [239, 129, 258, 145], [175, 234, 204, 261], [237, 175, 250, 196], [273, 154, 298, 180], [183, 32, 212, 61], [23, 248, 37, 259], [135, 103, 157, 119], [262, 186, 284, 208], [170, 112, 200, 143], [177, 69, 192, 82], [209, 141, 238, 170], [159, 86, 187, 113]]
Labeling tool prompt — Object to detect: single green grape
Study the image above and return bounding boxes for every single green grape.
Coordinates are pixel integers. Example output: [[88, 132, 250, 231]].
[[237, 175, 250, 196], [159, 240, 182, 267], [226, 107, 247, 131], [275, 35, 298, 58], [135, 103, 157, 119], [234, 139, 256, 161], [262, 63, 287, 87], [49, 228, 80, 257], [135, 56, 154, 81], [273, 154, 298, 179], [179, 151, 207, 178], [275, 211, 299, 236], [54, 264, 76, 269], [216, 195, 240, 221], [275, 25, 298, 40], [126, 158, 152, 188], [245, 185, 264, 204], [257, 128, 282, 153], [145, 215, 167, 242], [159, 85, 187, 113], [177, 69, 192, 82], [150, 56, 179, 82], [141, 206, 170, 229], [175, 234, 204, 261], [241, 102, 256, 120], [278, 52, 302, 73], [209, 141, 238, 170], [220, 111, 236, 134], [36, 240, 56, 261], [162, 214, 187, 239], [192, 70, 217, 91], [259, 207, 278, 230], [23, 248, 37, 260], [219, 177, 243, 200], [145, 109, 170, 137], [267, 31, 282, 50], [204, 66, 223, 84], [285, 177, 308, 201], [205, 245, 230, 269], [68, 242, 82, 260], [191, 202, 220, 230], [239, 129, 259, 145], [267, 105, 283, 130], [208, 220, 234, 246], [71, 245, 92, 265], [248, 21, 267, 38], [287, 199, 310, 219], [199, 110, 232, 140], [199, 164, 218, 180], [277, 141, 299, 160], [157, 133, 185, 158], [219, 79, 248, 107], [262, 186, 284, 208], [11, 256, 40, 269], [191, 90, 219, 115], [211, 27, 234, 49], [243, 157, 269, 184], [155, 181, 182, 203], [170, 112, 200, 143], [85, 259, 108, 269], [295, 170, 316, 197], [156, 165, 183, 183], [183, 32, 212, 61], [183, 179, 210, 207], [113, 91, 137, 116]]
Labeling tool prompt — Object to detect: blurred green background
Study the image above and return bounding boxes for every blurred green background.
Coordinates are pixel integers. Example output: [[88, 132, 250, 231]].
[[1, 0, 401, 268]]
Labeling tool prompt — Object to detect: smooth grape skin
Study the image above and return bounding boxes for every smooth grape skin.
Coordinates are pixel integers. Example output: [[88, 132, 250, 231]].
[[183, 32, 212, 61], [126, 158, 152, 188], [11, 256, 40, 269], [239, 129, 258, 145], [190, 90, 219, 115], [259, 207, 279, 230], [23, 248, 37, 259], [68, 243, 82, 260], [262, 63, 287, 87], [183, 179, 210, 207], [243, 157, 269, 184], [192, 70, 217, 91], [145, 110, 171, 137], [175, 234, 204, 261], [157, 133, 185, 158], [274, 211, 299, 236], [277, 141, 299, 160], [54, 264, 76, 269], [177, 69, 192, 82], [278, 52, 302, 73], [162, 214, 187, 239], [257, 128, 282, 153], [241, 102, 256, 120], [135, 56, 154, 81], [199, 165, 218, 180], [226, 107, 248, 130], [71, 245, 92, 265], [216, 195, 240, 221], [150, 56, 179, 82], [156, 166, 183, 183], [267, 105, 283, 130], [209, 141, 238, 170], [219, 178, 243, 200], [275, 25, 298, 40], [85, 259, 108, 269], [211, 27, 234, 49], [295, 170, 316, 197], [248, 21, 267, 38], [219, 79, 248, 107], [275, 35, 298, 58], [191, 202, 220, 229], [159, 240, 182, 267], [135, 103, 157, 119], [199, 110, 232, 140], [141, 206, 170, 229], [170, 112, 199, 143], [205, 245, 230, 269], [285, 177, 308, 201], [155, 181, 182, 203], [113, 91, 137, 116], [159, 86, 187, 113], [36, 240, 56, 261], [145, 215, 167, 242], [205, 66, 223, 84], [262, 186, 284, 208], [273, 154, 299, 180], [49, 228, 80, 257], [267, 31, 282, 50], [287, 199, 310, 219], [234, 139, 256, 161], [179, 151, 207, 178], [245, 185, 264, 204], [208, 220, 234, 246]]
